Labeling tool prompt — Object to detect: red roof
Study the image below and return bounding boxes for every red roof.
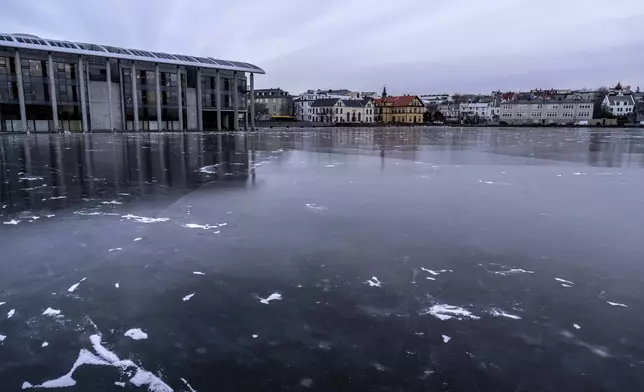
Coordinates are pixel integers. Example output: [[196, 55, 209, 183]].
[[374, 95, 420, 107]]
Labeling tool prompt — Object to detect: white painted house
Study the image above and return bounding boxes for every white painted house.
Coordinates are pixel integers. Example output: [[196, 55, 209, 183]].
[[310, 98, 374, 123], [602, 93, 635, 116]]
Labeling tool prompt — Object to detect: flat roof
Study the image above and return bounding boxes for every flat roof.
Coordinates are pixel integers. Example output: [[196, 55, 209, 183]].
[[0, 33, 264, 74]]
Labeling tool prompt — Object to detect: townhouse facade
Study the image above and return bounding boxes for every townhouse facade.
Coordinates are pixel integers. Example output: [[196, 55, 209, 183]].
[[310, 98, 374, 124], [253, 88, 292, 120], [374, 95, 424, 124], [499, 99, 594, 125]]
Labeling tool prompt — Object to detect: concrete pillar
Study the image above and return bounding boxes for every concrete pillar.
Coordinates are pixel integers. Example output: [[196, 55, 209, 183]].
[[118, 60, 126, 129], [250, 73, 255, 130], [233, 71, 239, 130], [131, 62, 139, 131], [155, 64, 162, 131], [78, 56, 88, 132], [14, 51, 27, 132], [177, 67, 183, 131], [105, 59, 113, 130], [215, 69, 222, 131], [196, 68, 203, 130], [47, 54, 59, 132]]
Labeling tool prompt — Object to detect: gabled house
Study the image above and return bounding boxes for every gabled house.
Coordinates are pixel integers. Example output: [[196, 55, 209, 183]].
[[602, 93, 635, 117], [310, 98, 374, 124], [374, 95, 425, 124]]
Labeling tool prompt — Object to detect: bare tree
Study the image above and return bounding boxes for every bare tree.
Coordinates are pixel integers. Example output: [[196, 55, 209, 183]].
[[250, 103, 269, 121]]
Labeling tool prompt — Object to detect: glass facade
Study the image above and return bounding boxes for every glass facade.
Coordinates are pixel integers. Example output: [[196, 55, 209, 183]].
[[123, 67, 186, 131]]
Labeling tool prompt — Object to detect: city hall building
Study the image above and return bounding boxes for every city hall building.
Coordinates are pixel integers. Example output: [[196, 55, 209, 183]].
[[0, 33, 264, 132]]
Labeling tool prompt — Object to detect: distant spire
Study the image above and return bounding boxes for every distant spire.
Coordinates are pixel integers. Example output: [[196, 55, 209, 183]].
[[382, 85, 388, 98]]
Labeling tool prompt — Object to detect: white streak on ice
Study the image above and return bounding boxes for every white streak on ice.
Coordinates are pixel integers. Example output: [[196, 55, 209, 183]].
[[114, 381, 126, 387], [108, 248, 122, 252], [193, 272, 205, 275], [305, 203, 328, 212], [0, 334, 6, 342], [183, 223, 218, 230], [258, 293, 282, 304], [124, 328, 148, 340], [426, 277, 436, 281], [42, 342, 49, 347], [365, 277, 382, 287], [252, 334, 258, 339], [493, 268, 534, 276], [42, 308, 61, 317], [181, 378, 197, 392], [421, 268, 440, 276], [7, 309, 15, 318], [489, 308, 521, 320], [122, 214, 169, 224], [0, 302, 5, 306], [67, 277, 86, 293], [182, 293, 195, 302], [607, 301, 628, 307], [573, 324, 581, 329], [555, 278, 574, 285], [442, 335, 451, 343], [421, 304, 480, 321], [3, 219, 20, 225], [101, 200, 123, 205], [133, 237, 142, 242]]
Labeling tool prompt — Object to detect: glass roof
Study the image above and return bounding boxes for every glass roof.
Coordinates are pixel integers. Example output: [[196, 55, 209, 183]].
[[0, 33, 264, 74]]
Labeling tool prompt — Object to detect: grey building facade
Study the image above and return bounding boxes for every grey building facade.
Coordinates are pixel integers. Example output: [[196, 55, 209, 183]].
[[0, 33, 264, 132], [253, 88, 292, 119], [500, 99, 594, 125]]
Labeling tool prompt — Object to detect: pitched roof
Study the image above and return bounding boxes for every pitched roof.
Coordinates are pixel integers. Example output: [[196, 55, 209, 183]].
[[342, 100, 364, 108], [606, 94, 635, 105], [374, 95, 420, 107], [311, 98, 340, 107]]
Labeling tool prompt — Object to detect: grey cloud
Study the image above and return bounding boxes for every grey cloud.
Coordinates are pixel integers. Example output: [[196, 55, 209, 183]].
[[2, 0, 643, 95]]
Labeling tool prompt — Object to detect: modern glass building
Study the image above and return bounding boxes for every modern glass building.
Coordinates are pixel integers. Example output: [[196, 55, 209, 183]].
[[0, 33, 264, 132]]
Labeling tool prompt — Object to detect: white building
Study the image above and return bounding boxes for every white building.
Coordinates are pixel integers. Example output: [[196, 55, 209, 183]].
[[459, 102, 493, 119], [293, 90, 346, 121], [602, 93, 635, 116], [421, 93, 451, 105], [310, 98, 374, 123]]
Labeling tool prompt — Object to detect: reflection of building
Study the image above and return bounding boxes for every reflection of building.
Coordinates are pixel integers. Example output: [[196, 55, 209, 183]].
[[0, 32, 264, 132], [253, 88, 292, 119], [374, 95, 425, 124], [0, 133, 251, 212]]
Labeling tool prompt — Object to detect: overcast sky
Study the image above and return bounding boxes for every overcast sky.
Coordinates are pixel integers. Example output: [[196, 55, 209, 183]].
[[3, 0, 644, 95]]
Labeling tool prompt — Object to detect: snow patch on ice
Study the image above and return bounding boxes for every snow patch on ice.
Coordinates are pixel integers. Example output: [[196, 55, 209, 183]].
[[41, 342, 49, 347], [573, 324, 581, 330], [67, 277, 86, 293], [114, 381, 126, 387], [7, 309, 15, 318], [124, 328, 148, 340], [193, 271, 205, 275], [0, 334, 6, 342], [133, 237, 142, 242], [115, 283, 120, 288], [442, 335, 451, 343], [182, 293, 195, 302], [493, 268, 534, 276], [420, 304, 480, 321], [101, 200, 123, 205], [364, 277, 382, 287], [108, 248, 122, 252], [181, 378, 197, 392], [555, 278, 574, 285], [183, 223, 219, 230], [3, 219, 20, 225], [22, 348, 110, 389], [198, 165, 219, 174], [42, 308, 62, 317], [607, 301, 627, 307], [305, 203, 328, 212], [19, 176, 43, 181], [122, 214, 169, 223], [489, 308, 521, 320], [258, 293, 282, 304]]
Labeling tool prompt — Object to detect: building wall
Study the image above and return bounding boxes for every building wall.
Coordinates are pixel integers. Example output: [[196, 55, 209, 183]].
[[500, 101, 594, 124], [88, 81, 122, 130], [186, 87, 197, 130]]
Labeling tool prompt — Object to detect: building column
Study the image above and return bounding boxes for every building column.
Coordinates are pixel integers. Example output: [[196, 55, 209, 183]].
[[105, 59, 113, 130], [215, 69, 222, 131], [250, 73, 255, 130], [14, 51, 27, 132], [155, 64, 162, 131], [131, 62, 139, 131], [196, 68, 203, 130], [118, 60, 126, 129], [233, 71, 239, 130], [177, 67, 183, 131], [78, 56, 88, 132], [47, 53, 59, 132]]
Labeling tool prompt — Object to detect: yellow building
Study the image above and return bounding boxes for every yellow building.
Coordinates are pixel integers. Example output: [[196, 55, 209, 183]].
[[374, 95, 425, 124]]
